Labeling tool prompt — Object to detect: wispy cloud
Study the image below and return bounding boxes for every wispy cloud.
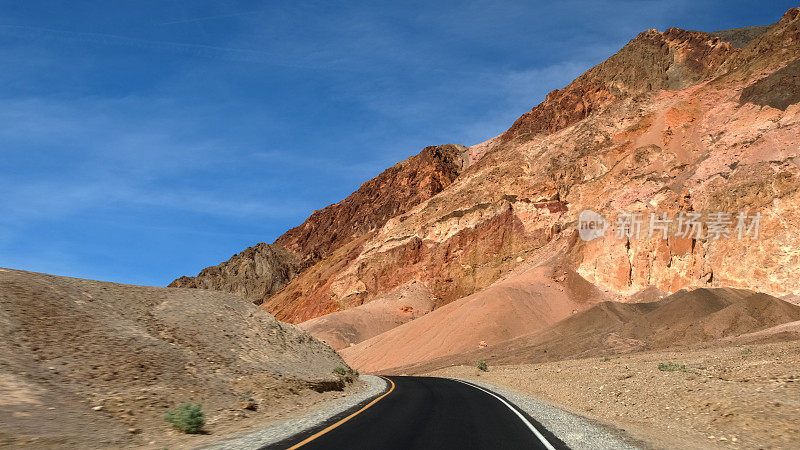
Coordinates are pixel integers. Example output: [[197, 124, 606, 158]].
[[0, 94, 315, 241]]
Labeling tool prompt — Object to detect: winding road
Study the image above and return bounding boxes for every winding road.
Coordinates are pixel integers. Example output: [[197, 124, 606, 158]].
[[268, 376, 568, 450]]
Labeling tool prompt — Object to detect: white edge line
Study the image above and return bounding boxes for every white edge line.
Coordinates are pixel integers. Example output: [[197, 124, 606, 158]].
[[450, 378, 557, 450]]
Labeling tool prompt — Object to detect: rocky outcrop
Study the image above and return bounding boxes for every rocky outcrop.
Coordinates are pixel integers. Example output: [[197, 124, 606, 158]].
[[710, 24, 773, 48], [170, 144, 469, 307], [740, 58, 800, 110], [168, 243, 300, 304], [263, 200, 557, 322], [501, 27, 739, 142], [274, 144, 470, 266], [716, 8, 800, 81]]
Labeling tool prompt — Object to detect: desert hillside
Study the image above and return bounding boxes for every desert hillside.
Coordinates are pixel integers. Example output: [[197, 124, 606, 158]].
[[299, 280, 435, 350], [339, 255, 609, 373], [171, 9, 800, 330], [429, 340, 800, 449], [351, 287, 800, 374], [0, 268, 356, 448]]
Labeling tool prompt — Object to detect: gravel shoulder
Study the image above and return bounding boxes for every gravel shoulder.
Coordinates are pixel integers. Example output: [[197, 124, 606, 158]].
[[450, 378, 642, 449], [205, 375, 387, 449]]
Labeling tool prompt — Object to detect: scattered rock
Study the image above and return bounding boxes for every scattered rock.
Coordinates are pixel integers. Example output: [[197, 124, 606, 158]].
[[240, 399, 258, 411]]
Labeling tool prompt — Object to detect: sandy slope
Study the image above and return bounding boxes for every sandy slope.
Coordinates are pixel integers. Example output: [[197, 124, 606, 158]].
[[367, 288, 800, 374], [299, 280, 434, 350], [0, 268, 355, 448], [340, 263, 608, 373]]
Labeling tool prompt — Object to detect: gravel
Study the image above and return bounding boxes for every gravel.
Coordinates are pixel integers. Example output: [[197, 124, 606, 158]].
[[203, 375, 387, 449], [451, 378, 643, 450]]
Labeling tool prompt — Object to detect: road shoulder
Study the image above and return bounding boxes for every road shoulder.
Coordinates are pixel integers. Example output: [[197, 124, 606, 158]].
[[204, 375, 388, 449]]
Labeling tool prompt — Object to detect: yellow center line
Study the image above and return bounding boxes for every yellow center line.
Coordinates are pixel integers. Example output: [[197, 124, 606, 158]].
[[287, 375, 396, 449]]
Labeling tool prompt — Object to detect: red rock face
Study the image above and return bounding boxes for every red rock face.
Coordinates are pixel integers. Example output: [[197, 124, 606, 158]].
[[274, 144, 469, 266], [264, 199, 565, 323], [171, 144, 469, 306], [501, 81, 617, 142]]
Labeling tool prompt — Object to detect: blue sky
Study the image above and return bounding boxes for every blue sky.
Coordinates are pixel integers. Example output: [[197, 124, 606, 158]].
[[0, 1, 795, 286]]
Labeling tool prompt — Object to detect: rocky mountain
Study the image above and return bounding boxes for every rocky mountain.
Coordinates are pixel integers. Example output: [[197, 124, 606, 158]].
[[274, 144, 470, 266], [710, 24, 773, 48], [500, 26, 739, 142], [173, 8, 800, 326], [170, 144, 468, 307]]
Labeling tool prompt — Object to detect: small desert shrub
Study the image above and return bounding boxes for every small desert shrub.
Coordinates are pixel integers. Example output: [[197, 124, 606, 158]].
[[165, 403, 205, 434], [601, 356, 611, 362], [333, 366, 348, 377], [740, 347, 752, 355], [658, 362, 686, 372], [477, 360, 488, 372], [353, 369, 360, 377]]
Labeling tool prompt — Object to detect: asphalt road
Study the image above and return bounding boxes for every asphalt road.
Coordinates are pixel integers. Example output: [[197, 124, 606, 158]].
[[270, 376, 568, 450]]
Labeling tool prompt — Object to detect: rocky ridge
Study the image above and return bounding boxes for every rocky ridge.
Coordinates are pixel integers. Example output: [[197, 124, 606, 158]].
[[175, 9, 800, 325], [170, 144, 468, 308], [169, 242, 300, 304]]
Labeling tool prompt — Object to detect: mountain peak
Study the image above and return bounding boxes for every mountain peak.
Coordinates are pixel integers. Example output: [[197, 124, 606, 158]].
[[500, 25, 737, 143]]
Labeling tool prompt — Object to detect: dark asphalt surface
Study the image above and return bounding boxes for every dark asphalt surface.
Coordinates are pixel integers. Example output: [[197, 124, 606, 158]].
[[271, 376, 568, 450]]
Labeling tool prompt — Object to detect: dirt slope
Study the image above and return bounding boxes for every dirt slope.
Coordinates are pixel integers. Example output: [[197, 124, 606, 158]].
[[0, 268, 353, 448], [384, 288, 800, 374], [430, 340, 800, 449], [340, 262, 608, 373], [299, 280, 434, 350]]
